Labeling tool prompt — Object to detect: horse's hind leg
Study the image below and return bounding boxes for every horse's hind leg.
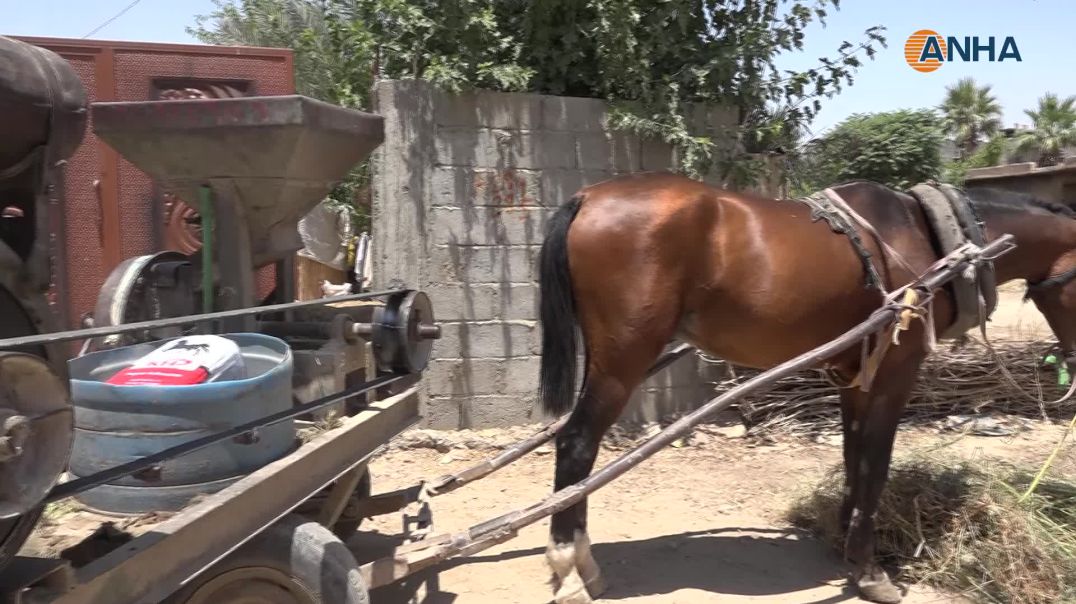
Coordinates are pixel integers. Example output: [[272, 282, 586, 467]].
[[546, 342, 668, 603], [843, 350, 925, 604], [838, 388, 867, 533]]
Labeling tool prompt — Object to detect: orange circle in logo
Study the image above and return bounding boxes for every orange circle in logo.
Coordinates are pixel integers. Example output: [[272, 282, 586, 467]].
[[905, 29, 946, 72]]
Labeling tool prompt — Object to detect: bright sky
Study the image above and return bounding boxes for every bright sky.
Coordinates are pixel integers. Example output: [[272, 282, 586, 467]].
[[4, 0, 1074, 138]]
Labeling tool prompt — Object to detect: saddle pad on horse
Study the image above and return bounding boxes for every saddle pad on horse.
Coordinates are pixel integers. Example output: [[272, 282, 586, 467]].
[[908, 183, 998, 340]]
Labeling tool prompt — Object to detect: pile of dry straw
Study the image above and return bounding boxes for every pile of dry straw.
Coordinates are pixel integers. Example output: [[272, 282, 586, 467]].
[[789, 456, 1076, 604], [756, 337, 1076, 603], [722, 337, 1070, 436]]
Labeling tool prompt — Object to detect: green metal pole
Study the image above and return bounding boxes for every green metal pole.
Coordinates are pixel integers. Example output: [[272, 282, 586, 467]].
[[199, 186, 215, 314]]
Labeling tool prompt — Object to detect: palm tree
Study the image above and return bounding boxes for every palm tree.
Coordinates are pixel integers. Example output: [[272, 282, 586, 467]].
[[939, 77, 1003, 158], [1014, 93, 1076, 167]]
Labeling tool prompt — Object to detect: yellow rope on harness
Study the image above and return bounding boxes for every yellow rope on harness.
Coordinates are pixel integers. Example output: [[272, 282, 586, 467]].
[[893, 288, 920, 345]]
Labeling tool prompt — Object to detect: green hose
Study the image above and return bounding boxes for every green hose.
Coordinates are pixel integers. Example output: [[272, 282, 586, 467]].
[[199, 186, 214, 314]]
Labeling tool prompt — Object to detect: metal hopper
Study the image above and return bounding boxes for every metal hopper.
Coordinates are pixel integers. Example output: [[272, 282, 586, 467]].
[[90, 95, 384, 314]]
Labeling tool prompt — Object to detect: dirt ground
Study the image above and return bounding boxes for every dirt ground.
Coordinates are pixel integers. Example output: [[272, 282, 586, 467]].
[[986, 282, 1052, 340], [351, 421, 1076, 604]]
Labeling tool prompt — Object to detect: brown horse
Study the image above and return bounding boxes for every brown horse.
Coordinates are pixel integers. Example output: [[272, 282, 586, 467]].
[[537, 172, 1076, 604]]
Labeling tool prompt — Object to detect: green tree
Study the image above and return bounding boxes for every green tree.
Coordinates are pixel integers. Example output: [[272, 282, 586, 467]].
[[548, 1, 887, 185], [1014, 93, 1076, 167], [190, 0, 337, 99], [791, 109, 943, 194], [191, 0, 886, 188], [939, 77, 1002, 158], [942, 134, 1008, 185]]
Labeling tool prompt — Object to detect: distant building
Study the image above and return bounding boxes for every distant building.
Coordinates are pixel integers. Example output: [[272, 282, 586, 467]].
[[964, 159, 1076, 207], [939, 138, 961, 162], [995, 124, 1075, 165]]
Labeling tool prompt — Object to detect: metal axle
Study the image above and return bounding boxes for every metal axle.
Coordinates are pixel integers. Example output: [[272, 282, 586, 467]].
[[0, 289, 408, 349]]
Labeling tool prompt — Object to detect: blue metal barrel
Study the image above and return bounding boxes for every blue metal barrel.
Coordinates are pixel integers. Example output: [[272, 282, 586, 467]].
[[67, 333, 296, 514]]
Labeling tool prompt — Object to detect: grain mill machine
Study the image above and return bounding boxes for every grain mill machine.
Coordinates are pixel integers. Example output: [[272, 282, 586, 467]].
[[0, 34, 440, 575], [85, 92, 438, 376]]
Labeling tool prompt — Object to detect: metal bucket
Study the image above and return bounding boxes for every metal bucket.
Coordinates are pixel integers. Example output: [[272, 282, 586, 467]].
[[67, 333, 295, 514]]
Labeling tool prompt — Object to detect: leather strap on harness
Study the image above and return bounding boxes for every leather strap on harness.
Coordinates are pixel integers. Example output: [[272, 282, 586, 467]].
[[797, 190, 887, 294], [820, 188, 923, 291]]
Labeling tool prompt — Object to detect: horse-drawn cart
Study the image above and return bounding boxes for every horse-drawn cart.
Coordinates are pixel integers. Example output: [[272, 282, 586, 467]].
[[2, 221, 1011, 603], [0, 35, 1020, 604]]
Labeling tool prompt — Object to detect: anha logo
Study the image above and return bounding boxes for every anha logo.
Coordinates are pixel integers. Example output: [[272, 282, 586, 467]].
[[905, 30, 1022, 72]]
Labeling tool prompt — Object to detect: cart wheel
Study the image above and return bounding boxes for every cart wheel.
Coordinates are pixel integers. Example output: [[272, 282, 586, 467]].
[[330, 469, 372, 538], [165, 514, 368, 604]]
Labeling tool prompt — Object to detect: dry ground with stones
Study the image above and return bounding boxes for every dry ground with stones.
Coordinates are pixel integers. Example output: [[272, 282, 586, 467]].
[[353, 417, 1075, 604]]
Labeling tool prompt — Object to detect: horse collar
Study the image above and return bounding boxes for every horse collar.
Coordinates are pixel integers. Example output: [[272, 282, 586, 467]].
[[908, 183, 999, 340]]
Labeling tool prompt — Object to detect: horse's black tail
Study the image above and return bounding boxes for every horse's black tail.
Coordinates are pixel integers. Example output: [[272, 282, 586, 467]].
[[538, 196, 583, 416]]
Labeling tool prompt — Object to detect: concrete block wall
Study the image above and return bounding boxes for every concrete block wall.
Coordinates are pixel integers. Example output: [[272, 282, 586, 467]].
[[371, 80, 744, 428]]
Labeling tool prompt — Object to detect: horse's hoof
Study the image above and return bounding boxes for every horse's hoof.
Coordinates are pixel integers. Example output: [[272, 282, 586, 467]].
[[583, 571, 606, 598], [552, 583, 594, 604], [856, 572, 903, 604]]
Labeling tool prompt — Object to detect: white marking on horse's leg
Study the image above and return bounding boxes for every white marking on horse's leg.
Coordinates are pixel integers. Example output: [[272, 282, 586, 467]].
[[546, 538, 592, 604], [849, 507, 863, 526], [573, 530, 606, 597]]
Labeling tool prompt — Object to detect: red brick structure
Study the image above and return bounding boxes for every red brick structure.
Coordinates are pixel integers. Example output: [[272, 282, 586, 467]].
[[12, 36, 294, 329]]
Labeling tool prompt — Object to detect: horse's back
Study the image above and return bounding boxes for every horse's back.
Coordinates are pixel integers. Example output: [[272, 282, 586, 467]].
[[562, 173, 938, 371]]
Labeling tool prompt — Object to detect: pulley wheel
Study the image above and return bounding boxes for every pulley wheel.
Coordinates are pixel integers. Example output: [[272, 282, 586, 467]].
[[371, 290, 439, 374], [0, 286, 71, 571], [92, 250, 197, 349], [0, 352, 73, 519]]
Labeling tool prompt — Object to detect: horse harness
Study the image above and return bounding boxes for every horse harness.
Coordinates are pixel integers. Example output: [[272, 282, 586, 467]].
[[794, 183, 1000, 390], [909, 183, 999, 337]]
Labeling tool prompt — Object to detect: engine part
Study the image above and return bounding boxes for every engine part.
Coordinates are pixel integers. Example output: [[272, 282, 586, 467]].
[[92, 251, 198, 349], [0, 352, 71, 520], [0, 35, 85, 571], [90, 95, 384, 280]]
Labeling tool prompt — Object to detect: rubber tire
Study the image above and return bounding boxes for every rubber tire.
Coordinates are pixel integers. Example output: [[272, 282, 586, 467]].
[[164, 514, 369, 604], [329, 470, 372, 539]]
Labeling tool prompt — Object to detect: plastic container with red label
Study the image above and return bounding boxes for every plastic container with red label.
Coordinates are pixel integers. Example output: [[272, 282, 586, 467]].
[[106, 335, 246, 386]]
